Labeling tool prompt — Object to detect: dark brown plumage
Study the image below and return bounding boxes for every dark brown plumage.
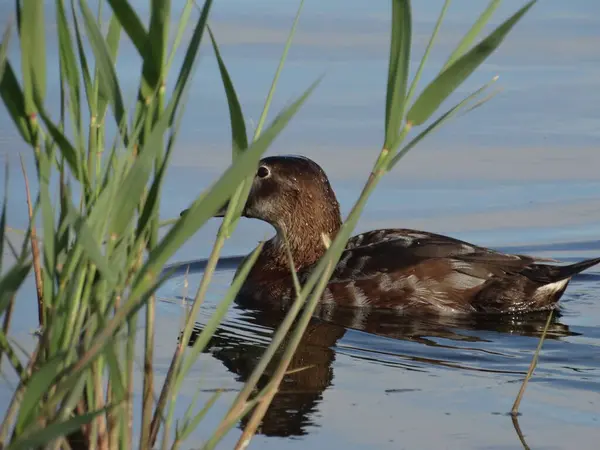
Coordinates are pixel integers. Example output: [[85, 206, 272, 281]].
[[185, 155, 600, 315]]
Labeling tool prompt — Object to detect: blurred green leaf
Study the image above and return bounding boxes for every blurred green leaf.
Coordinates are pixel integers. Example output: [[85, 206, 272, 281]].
[[106, 0, 148, 57], [0, 161, 8, 275], [441, 0, 501, 71], [407, 0, 535, 126], [0, 62, 32, 143], [71, 1, 94, 115], [0, 22, 11, 82], [0, 263, 32, 315], [253, 0, 304, 140], [208, 27, 248, 159], [97, 14, 122, 121], [384, 0, 411, 150], [14, 355, 63, 433], [145, 0, 170, 93], [108, 95, 173, 239], [56, 0, 81, 134], [36, 102, 85, 185], [18, 0, 46, 113], [78, 0, 127, 136], [405, 0, 449, 105], [7, 407, 110, 450], [169, 0, 213, 125], [67, 204, 116, 286]]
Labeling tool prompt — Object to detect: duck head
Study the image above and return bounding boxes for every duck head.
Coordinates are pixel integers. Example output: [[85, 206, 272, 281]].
[[180, 156, 343, 260]]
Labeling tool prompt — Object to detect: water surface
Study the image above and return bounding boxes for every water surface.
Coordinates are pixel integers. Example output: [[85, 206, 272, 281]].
[[1, 0, 600, 448]]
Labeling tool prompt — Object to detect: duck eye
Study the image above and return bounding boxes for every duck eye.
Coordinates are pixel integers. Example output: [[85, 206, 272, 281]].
[[257, 166, 270, 178]]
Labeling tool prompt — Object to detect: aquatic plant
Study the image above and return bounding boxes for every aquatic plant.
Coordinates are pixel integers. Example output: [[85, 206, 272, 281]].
[[0, 0, 536, 448]]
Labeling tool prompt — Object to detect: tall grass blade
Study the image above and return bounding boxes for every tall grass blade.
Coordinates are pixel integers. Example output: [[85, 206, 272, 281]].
[[406, 0, 535, 126], [14, 356, 63, 433], [207, 27, 248, 159], [0, 162, 8, 275], [253, 0, 304, 140], [405, 0, 449, 105], [0, 23, 10, 82], [441, 0, 501, 71], [168, 0, 213, 125], [106, 0, 148, 57], [18, 0, 46, 113], [78, 0, 127, 136], [35, 103, 85, 185], [71, 1, 95, 115], [0, 264, 32, 315], [56, 0, 81, 133], [6, 408, 110, 450], [0, 62, 32, 143], [97, 14, 122, 121], [384, 0, 411, 150], [68, 206, 117, 285]]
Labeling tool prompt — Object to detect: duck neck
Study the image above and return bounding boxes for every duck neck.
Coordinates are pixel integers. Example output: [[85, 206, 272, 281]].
[[264, 207, 343, 272]]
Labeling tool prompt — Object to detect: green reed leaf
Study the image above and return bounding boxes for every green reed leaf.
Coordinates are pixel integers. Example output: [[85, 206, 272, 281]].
[[71, 1, 94, 115], [0, 22, 11, 82], [168, 0, 212, 127], [67, 205, 116, 286], [178, 390, 221, 442], [0, 263, 32, 315], [405, 0, 449, 106], [97, 14, 122, 121], [106, 0, 148, 57], [146, 0, 170, 90], [38, 157, 56, 297], [254, 0, 304, 140], [35, 101, 84, 185], [108, 97, 174, 239], [441, 0, 501, 71], [384, 0, 411, 150], [390, 77, 498, 169], [14, 355, 64, 433], [78, 0, 127, 135], [208, 26, 248, 159], [19, 0, 46, 112], [7, 407, 110, 450], [0, 62, 32, 143], [137, 77, 321, 283], [0, 162, 8, 275], [56, 0, 82, 138], [406, 0, 535, 126]]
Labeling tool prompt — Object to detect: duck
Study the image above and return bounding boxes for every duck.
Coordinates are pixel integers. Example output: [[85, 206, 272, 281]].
[[181, 155, 600, 315]]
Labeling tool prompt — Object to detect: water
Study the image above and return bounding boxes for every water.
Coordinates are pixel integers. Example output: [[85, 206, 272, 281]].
[[2, 0, 600, 448]]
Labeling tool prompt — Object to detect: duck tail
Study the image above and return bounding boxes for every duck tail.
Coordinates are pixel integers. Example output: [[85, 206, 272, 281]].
[[526, 256, 600, 284], [553, 256, 600, 280]]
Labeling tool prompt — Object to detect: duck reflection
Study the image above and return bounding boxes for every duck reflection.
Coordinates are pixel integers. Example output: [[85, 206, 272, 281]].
[[183, 300, 576, 438]]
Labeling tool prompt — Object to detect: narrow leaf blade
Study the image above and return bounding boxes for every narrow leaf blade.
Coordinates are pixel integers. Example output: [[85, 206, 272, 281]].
[[384, 0, 412, 149], [407, 0, 535, 126]]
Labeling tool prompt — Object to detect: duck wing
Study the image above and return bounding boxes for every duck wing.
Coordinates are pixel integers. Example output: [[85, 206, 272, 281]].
[[337, 228, 536, 282]]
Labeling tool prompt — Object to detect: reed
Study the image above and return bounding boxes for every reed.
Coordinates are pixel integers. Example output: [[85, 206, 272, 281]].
[[0, 0, 535, 448]]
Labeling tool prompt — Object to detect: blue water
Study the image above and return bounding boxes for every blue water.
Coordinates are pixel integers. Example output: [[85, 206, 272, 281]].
[[1, 0, 600, 448]]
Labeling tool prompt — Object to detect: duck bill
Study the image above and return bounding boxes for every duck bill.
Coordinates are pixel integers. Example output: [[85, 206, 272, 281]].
[[179, 201, 230, 218]]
